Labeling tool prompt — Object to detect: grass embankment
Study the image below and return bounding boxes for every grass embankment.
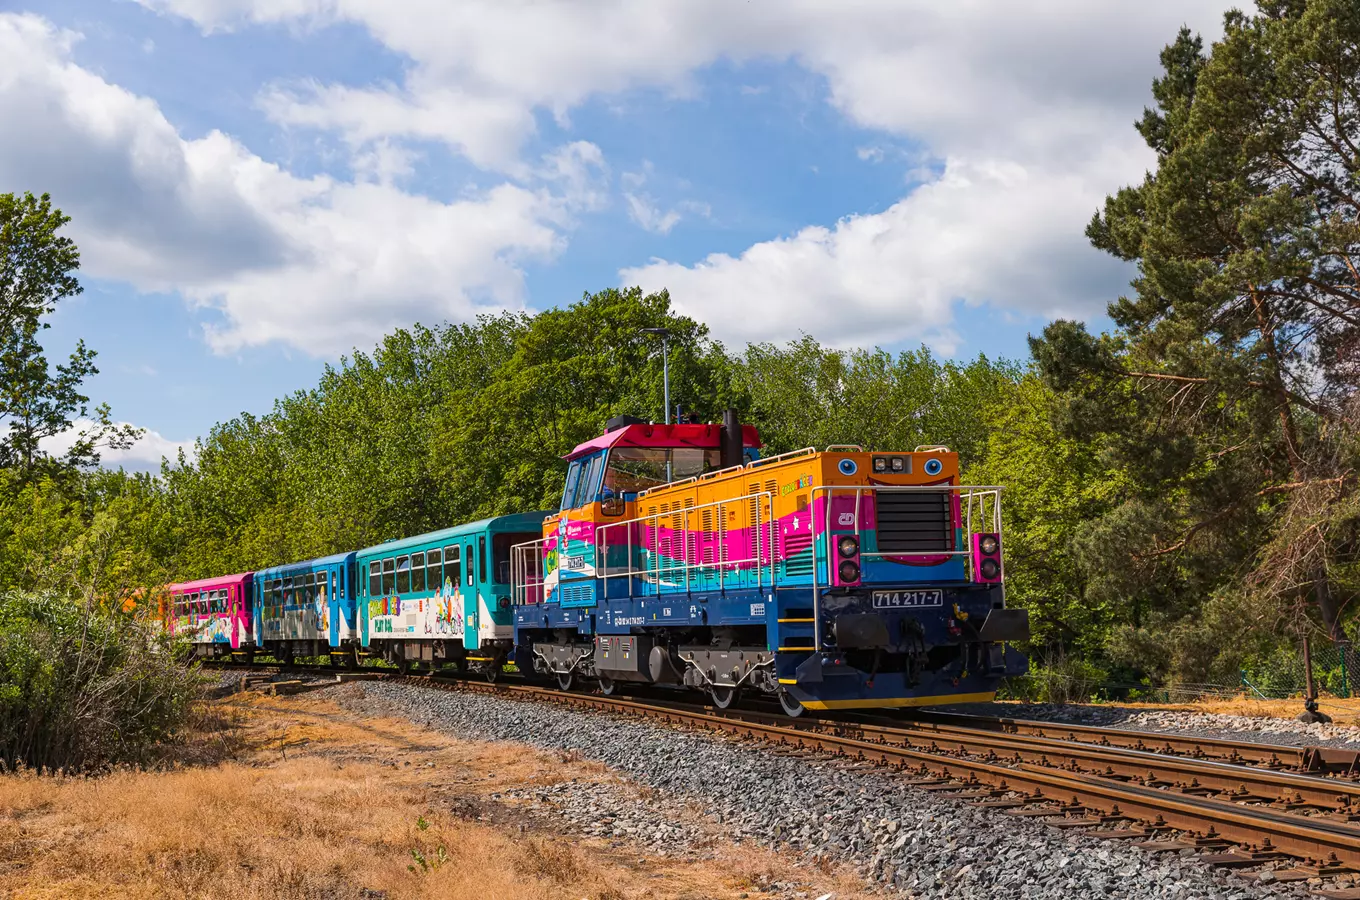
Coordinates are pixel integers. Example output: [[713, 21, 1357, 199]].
[[0, 690, 864, 900]]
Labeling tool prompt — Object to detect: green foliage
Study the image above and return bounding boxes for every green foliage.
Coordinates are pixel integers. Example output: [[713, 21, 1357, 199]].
[[1032, 0, 1360, 678], [0, 192, 140, 479], [0, 590, 200, 772]]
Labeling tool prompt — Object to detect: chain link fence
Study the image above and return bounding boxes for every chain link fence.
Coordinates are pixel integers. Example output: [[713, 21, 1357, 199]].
[[1239, 642, 1360, 700]]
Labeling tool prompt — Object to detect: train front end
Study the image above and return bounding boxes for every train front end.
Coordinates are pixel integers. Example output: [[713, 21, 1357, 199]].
[[774, 447, 1029, 713]]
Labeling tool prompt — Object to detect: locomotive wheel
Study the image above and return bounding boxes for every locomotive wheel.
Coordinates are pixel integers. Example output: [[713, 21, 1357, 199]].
[[556, 671, 574, 691], [710, 684, 739, 709], [597, 674, 616, 696], [778, 690, 806, 718]]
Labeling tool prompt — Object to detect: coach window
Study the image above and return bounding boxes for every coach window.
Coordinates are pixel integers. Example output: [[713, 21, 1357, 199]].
[[443, 546, 460, 587], [368, 562, 380, 597], [479, 536, 488, 584], [381, 558, 395, 595], [396, 556, 410, 594], [426, 548, 442, 590], [411, 552, 426, 592], [273, 579, 283, 605]]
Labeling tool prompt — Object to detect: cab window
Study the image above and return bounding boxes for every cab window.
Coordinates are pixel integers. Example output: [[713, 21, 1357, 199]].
[[560, 459, 584, 510]]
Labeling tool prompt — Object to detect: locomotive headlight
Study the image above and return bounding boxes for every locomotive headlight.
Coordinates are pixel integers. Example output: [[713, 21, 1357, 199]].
[[979, 558, 1001, 579], [837, 536, 859, 558], [890, 456, 905, 472], [978, 534, 999, 555], [497, 596, 511, 610], [838, 560, 861, 582], [872, 456, 888, 473]]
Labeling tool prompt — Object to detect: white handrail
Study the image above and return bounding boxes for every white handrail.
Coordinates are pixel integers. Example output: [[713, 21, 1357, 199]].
[[596, 490, 776, 601]]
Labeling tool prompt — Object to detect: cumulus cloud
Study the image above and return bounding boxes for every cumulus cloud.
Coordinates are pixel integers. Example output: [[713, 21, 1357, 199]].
[[131, 0, 1230, 347], [0, 13, 607, 356], [39, 419, 196, 473], [624, 157, 1132, 349]]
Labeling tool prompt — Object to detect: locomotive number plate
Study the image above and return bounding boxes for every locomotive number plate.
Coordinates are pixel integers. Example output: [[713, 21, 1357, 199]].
[[872, 589, 944, 609]]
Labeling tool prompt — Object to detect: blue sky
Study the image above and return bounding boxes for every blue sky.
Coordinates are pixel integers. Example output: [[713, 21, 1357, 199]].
[[5, 0, 1233, 469]]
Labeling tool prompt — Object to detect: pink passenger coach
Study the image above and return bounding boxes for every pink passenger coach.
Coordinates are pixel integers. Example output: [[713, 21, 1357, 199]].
[[167, 572, 254, 660]]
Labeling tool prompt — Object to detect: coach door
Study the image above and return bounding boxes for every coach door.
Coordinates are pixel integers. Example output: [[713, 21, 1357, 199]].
[[464, 540, 477, 650]]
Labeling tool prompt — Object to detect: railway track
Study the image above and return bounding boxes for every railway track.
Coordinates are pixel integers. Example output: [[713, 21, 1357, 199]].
[[211, 660, 1360, 895]]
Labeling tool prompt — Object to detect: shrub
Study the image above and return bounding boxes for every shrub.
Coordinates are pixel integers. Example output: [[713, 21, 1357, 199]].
[[0, 590, 200, 772]]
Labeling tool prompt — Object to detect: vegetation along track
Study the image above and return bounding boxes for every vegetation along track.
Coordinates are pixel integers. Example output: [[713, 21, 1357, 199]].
[[212, 660, 1360, 894]]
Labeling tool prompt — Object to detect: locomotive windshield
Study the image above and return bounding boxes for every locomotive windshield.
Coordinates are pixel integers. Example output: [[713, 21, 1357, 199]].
[[604, 447, 721, 493]]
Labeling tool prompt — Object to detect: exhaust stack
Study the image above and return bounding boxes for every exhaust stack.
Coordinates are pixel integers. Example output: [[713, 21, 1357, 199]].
[[720, 408, 743, 469]]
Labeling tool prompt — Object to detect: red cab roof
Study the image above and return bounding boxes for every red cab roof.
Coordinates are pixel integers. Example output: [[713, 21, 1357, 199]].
[[566, 423, 762, 461]]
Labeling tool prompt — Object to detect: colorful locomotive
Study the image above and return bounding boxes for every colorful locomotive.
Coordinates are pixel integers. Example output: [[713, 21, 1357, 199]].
[[509, 413, 1029, 716]]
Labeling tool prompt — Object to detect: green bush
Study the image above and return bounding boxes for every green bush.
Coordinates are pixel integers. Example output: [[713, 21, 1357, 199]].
[[1000, 653, 1109, 705], [0, 590, 200, 772]]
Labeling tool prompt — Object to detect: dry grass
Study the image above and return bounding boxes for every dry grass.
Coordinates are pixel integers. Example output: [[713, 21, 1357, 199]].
[[0, 692, 869, 900]]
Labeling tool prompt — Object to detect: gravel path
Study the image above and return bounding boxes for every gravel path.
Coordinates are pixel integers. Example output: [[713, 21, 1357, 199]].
[[329, 682, 1316, 900], [930, 701, 1360, 750]]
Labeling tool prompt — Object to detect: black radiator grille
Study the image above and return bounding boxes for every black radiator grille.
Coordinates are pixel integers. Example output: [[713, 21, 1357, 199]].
[[874, 491, 954, 553]]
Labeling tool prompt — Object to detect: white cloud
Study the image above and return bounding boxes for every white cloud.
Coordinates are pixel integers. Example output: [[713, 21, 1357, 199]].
[[131, 0, 1230, 348], [623, 157, 1132, 350], [39, 419, 196, 473], [0, 13, 607, 356]]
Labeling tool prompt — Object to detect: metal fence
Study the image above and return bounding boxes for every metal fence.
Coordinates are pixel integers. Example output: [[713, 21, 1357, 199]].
[[1239, 642, 1360, 700]]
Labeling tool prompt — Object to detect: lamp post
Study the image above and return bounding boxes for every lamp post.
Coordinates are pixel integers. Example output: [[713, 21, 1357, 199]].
[[643, 327, 673, 482], [642, 327, 672, 424]]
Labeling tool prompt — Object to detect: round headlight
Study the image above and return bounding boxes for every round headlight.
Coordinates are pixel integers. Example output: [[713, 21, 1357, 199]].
[[980, 558, 1001, 579], [979, 534, 999, 555], [498, 596, 511, 610], [837, 536, 859, 558], [837, 458, 858, 476], [838, 560, 861, 583], [924, 458, 943, 476]]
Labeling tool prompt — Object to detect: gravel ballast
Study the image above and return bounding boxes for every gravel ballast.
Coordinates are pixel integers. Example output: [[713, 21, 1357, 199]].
[[329, 682, 1318, 899]]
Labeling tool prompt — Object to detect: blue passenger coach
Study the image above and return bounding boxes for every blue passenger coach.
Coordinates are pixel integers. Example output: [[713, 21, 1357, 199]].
[[356, 512, 550, 677], [252, 551, 358, 665]]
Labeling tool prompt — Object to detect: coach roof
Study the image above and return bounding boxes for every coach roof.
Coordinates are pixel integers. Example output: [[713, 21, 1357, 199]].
[[254, 550, 355, 579], [353, 511, 552, 560]]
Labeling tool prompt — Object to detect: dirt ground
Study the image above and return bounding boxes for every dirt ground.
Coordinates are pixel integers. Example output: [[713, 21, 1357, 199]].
[[0, 691, 868, 900]]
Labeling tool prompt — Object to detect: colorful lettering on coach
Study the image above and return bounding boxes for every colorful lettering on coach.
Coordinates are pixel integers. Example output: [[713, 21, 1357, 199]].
[[511, 412, 1029, 716]]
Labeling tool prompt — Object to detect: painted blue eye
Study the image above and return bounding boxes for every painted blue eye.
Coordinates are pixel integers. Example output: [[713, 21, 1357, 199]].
[[837, 458, 858, 476], [924, 458, 943, 476]]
